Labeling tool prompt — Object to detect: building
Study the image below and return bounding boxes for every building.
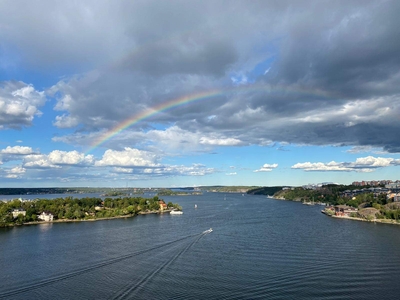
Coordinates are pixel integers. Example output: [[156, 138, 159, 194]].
[[334, 205, 358, 217], [159, 200, 167, 211], [38, 211, 54, 222], [387, 193, 400, 202], [12, 209, 26, 219], [386, 182, 400, 189]]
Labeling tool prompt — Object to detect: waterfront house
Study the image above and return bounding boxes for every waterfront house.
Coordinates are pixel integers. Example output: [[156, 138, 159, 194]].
[[159, 200, 167, 211], [38, 211, 54, 222], [12, 208, 26, 218], [334, 205, 358, 217]]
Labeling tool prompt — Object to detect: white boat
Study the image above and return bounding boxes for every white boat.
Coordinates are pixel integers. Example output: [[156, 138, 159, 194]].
[[194, 204, 197, 209], [170, 210, 183, 215], [203, 228, 213, 233], [303, 201, 315, 205]]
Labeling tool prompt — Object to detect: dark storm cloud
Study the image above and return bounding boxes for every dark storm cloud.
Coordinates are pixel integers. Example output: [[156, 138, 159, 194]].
[[119, 39, 238, 77], [270, 1, 400, 98], [3, 1, 400, 152]]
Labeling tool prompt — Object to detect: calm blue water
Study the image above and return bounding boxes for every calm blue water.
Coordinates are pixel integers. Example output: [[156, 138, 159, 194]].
[[0, 193, 104, 201], [1, 193, 400, 299]]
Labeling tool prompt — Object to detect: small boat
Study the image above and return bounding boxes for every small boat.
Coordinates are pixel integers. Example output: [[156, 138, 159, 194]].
[[194, 204, 197, 209], [203, 228, 213, 233], [170, 210, 183, 215], [303, 201, 315, 205]]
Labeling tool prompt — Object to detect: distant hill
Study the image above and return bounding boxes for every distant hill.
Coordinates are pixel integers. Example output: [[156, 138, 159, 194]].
[[0, 187, 124, 195], [199, 186, 259, 193], [247, 186, 284, 195]]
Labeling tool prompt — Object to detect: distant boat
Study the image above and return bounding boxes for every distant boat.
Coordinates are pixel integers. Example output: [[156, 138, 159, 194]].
[[195, 204, 197, 209], [170, 210, 183, 215], [303, 199, 315, 205], [203, 228, 213, 233], [266, 195, 274, 198]]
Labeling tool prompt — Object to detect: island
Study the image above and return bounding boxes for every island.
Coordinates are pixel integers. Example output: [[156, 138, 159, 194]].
[[156, 189, 202, 196], [0, 196, 182, 228]]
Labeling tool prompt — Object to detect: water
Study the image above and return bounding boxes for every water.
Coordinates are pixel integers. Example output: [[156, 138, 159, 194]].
[[0, 193, 104, 201], [1, 193, 400, 299]]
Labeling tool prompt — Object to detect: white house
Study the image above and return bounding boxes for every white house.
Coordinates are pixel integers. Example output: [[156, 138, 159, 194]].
[[12, 209, 26, 218], [38, 212, 54, 222]]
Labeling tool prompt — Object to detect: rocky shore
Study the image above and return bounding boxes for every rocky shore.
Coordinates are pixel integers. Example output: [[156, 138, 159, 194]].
[[321, 209, 400, 225]]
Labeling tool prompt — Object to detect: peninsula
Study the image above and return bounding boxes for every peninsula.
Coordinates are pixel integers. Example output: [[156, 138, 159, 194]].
[[249, 183, 400, 224]]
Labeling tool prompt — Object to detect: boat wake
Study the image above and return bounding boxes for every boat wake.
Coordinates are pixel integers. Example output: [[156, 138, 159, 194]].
[[111, 228, 213, 300], [0, 232, 200, 299], [112, 231, 208, 299]]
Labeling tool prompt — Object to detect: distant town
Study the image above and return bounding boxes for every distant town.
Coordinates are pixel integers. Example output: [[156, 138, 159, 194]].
[[301, 180, 400, 201]]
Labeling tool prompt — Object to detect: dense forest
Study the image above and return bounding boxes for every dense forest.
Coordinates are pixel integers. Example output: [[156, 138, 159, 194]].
[[0, 196, 181, 227]]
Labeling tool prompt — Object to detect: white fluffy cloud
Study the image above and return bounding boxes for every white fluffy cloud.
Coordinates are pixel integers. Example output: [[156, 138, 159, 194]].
[[0, 81, 46, 129], [23, 154, 61, 169], [23, 151, 94, 169], [95, 147, 160, 167], [292, 161, 353, 172], [0, 146, 35, 164], [200, 137, 243, 146], [1, 146, 33, 155], [48, 150, 94, 165], [254, 163, 278, 172], [5, 166, 26, 178], [292, 156, 400, 172], [53, 114, 79, 128]]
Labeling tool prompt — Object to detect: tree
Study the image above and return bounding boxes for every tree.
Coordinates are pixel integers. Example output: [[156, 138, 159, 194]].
[[73, 209, 84, 219], [16, 214, 25, 225]]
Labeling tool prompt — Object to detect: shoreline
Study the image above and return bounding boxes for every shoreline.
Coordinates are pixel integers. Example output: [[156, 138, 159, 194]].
[[321, 210, 400, 225], [8, 209, 173, 227]]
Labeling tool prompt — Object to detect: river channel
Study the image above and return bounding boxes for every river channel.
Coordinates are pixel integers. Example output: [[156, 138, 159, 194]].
[[1, 192, 400, 299]]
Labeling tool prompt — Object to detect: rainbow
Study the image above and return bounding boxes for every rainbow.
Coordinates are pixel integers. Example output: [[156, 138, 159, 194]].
[[87, 84, 332, 154], [87, 89, 223, 153]]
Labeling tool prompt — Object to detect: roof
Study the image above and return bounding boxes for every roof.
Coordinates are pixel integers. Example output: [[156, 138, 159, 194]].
[[40, 211, 53, 215]]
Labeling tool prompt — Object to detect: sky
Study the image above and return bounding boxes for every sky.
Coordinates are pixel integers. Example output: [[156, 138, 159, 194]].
[[1, 0, 400, 188]]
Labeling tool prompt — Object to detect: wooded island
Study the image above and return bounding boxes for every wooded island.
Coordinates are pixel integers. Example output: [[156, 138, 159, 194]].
[[0, 196, 181, 227]]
